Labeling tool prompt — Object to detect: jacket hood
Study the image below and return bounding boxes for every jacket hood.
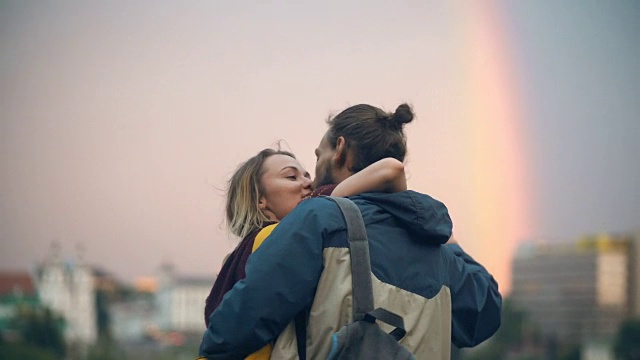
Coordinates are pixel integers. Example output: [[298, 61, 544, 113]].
[[353, 190, 452, 245]]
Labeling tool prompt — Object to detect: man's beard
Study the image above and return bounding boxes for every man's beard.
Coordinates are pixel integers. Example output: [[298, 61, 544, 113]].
[[314, 161, 335, 188]]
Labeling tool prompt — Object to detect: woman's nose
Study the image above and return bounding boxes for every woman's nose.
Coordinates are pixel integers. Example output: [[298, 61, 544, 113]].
[[302, 177, 313, 188]]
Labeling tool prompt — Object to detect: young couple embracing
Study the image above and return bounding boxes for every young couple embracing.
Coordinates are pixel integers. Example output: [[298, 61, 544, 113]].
[[199, 103, 501, 360]]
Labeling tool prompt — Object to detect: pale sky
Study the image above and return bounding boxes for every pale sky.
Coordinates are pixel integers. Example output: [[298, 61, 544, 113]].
[[1, 1, 638, 294]]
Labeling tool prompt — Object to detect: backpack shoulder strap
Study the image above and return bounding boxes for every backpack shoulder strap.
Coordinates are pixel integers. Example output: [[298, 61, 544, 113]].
[[295, 196, 377, 360], [325, 196, 374, 319]]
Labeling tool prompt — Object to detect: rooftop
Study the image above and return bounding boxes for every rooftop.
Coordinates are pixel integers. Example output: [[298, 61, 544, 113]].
[[0, 271, 36, 297]]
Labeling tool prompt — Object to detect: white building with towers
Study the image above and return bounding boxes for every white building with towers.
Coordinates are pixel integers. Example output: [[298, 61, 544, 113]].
[[36, 243, 97, 344], [155, 263, 212, 333]]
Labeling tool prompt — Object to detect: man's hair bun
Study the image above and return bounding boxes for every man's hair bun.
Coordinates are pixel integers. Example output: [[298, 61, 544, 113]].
[[387, 103, 414, 130]]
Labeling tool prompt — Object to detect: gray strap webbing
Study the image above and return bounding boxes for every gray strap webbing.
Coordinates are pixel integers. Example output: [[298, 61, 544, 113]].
[[326, 196, 374, 320]]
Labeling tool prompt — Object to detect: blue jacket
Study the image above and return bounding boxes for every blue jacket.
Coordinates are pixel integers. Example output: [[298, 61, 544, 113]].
[[200, 191, 502, 359]]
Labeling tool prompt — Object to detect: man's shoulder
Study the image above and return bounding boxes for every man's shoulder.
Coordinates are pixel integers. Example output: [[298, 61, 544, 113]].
[[294, 196, 344, 217], [280, 197, 346, 229]]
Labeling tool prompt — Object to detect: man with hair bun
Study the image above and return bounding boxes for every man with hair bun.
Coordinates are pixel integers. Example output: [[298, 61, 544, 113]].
[[199, 103, 502, 359]]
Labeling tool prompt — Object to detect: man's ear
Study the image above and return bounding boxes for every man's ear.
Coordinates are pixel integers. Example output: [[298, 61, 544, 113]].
[[333, 136, 347, 168]]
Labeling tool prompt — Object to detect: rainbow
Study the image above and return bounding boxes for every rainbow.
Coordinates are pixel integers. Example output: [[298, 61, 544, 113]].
[[462, 2, 533, 295]]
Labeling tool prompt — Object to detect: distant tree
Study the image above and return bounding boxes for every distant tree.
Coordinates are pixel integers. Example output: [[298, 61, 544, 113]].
[[558, 343, 580, 360], [85, 336, 125, 360], [0, 343, 60, 360], [10, 305, 66, 359], [614, 319, 640, 360], [95, 288, 111, 340]]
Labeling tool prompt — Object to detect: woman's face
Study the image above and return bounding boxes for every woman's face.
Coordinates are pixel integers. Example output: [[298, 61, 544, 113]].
[[259, 154, 313, 221]]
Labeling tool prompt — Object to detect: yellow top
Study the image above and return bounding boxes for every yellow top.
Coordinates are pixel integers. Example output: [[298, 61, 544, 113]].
[[246, 223, 279, 360], [252, 223, 279, 252]]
